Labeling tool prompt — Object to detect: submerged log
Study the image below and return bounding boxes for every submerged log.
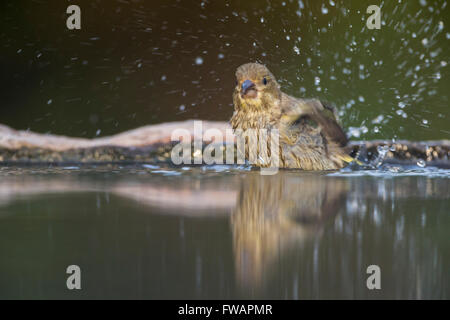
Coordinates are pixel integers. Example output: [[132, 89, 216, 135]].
[[0, 120, 449, 166], [0, 120, 229, 164]]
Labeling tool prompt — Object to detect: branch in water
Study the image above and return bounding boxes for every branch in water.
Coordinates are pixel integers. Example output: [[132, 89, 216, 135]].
[[0, 121, 449, 165]]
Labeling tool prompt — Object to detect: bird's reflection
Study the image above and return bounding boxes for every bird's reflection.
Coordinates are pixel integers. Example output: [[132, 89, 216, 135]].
[[231, 172, 348, 295]]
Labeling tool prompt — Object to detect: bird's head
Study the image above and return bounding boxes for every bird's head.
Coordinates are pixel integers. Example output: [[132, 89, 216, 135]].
[[234, 63, 281, 110]]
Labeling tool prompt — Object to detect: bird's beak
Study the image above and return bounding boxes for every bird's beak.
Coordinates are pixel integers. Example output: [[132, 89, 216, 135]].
[[241, 79, 256, 96]]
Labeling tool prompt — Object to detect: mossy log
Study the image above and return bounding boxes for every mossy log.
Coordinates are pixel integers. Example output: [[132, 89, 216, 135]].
[[0, 120, 449, 166]]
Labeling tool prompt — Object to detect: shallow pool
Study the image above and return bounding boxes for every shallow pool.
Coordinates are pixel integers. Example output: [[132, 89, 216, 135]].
[[0, 165, 448, 299]]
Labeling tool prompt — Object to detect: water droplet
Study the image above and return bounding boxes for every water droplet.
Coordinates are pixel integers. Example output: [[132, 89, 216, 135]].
[[342, 68, 351, 74], [372, 115, 384, 124], [417, 159, 426, 167], [377, 145, 389, 154], [195, 57, 203, 65]]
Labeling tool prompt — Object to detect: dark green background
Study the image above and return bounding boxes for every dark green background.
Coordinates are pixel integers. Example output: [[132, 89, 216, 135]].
[[0, 0, 448, 140]]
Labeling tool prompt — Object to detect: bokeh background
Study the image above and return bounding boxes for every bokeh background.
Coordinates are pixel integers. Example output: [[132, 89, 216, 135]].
[[0, 0, 448, 140]]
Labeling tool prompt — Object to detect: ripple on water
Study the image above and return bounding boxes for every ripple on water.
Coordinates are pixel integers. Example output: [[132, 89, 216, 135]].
[[1, 162, 449, 179], [329, 165, 450, 178]]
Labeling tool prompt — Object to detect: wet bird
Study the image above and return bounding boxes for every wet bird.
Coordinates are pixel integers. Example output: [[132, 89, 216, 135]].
[[231, 62, 355, 170]]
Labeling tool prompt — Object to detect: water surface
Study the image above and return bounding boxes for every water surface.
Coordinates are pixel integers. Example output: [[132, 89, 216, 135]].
[[0, 165, 448, 299]]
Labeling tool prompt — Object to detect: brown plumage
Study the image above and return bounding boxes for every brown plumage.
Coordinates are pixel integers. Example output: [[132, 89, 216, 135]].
[[231, 62, 353, 170], [231, 172, 347, 292]]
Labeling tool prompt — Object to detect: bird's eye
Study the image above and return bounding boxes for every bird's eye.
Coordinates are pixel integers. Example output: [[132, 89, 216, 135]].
[[262, 77, 268, 85]]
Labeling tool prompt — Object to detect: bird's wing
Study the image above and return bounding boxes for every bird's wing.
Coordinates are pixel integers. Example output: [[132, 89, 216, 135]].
[[280, 95, 348, 147]]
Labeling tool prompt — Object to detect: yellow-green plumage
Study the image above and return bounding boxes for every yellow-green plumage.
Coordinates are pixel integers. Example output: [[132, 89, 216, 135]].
[[231, 62, 353, 170]]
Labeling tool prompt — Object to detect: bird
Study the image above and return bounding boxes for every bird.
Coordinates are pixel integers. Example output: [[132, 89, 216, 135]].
[[230, 62, 355, 170]]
